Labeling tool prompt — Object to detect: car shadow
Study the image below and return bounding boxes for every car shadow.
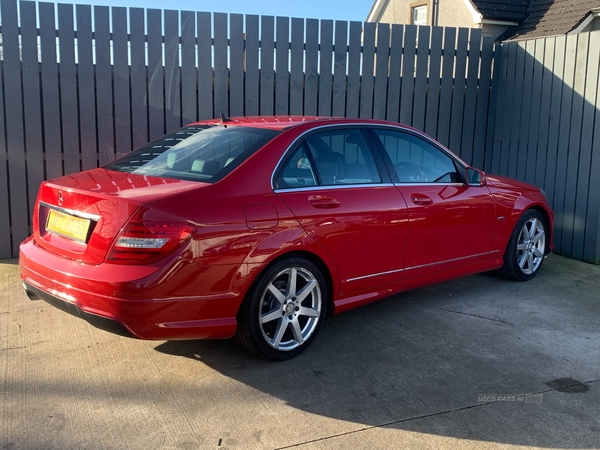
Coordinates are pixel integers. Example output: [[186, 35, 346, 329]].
[[154, 266, 596, 448]]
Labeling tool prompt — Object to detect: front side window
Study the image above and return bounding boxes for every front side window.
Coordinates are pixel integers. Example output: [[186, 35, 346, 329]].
[[107, 125, 281, 183], [373, 129, 460, 183]]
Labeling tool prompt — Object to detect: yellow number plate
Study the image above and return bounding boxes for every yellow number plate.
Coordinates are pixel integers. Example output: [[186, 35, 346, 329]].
[[46, 210, 91, 243]]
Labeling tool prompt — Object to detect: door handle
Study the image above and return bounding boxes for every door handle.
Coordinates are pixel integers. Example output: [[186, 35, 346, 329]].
[[411, 194, 433, 205], [308, 195, 340, 208]]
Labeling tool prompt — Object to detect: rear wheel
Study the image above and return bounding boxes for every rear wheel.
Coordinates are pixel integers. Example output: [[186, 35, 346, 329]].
[[501, 209, 547, 281], [236, 257, 327, 360]]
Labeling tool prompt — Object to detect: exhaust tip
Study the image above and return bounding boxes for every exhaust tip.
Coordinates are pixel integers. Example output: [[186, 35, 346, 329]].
[[22, 282, 41, 300]]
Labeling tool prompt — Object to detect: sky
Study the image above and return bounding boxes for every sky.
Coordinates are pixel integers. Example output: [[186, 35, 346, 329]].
[[50, 0, 373, 23]]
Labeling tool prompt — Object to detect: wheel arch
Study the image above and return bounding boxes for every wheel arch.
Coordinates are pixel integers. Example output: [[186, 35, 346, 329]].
[[528, 204, 553, 254]]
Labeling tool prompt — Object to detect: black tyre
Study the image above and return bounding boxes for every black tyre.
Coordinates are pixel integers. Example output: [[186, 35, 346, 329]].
[[501, 209, 547, 281], [235, 257, 327, 360]]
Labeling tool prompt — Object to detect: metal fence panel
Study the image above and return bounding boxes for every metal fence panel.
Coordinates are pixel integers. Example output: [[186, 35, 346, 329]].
[[552, 36, 577, 254], [214, 13, 229, 118], [318, 20, 334, 116], [460, 28, 482, 165], [333, 21, 349, 117], [346, 21, 363, 118], [304, 19, 320, 116], [533, 38, 555, 189], [245, 15, 260, 116], [412, 26, 431, 131], [576, 32, 600, 262], [448, 28, 469, 157], [399, 25, 416, 126], [181, 10, 198, 124], [147, 8, 165, 138], [424, 26, 443, 139], [544, 36, 565, 208], [229, 14, 245, 117], [113, 7, 132, 157], [260, 16, 275, 116], [1, 0, 29, 253], [437, 27, 456, 148], [275, 17, 290, 115], [0, 29, 11, 258], [472, 37, 494, 170], [561, 34, 588, 256], [386, 24, 404, 124], [515, 39, 535, 182], [290, 18, 305, 116], [491, 30, 600, 263], [131, 8, 149, 146], [373, 23, 390, 120], [20, 1, 45, 213]]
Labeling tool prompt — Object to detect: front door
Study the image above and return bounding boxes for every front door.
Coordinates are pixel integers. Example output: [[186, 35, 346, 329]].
[[274, 127, 409, 294], [370, 127, 497, 279]]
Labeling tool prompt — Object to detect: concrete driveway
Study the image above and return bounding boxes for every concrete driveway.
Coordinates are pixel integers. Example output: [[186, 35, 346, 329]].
[[1, 254, 599, 449]]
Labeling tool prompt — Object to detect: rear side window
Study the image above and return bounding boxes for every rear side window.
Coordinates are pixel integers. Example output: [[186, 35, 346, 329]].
[[106, 125, 281, 182], [276, 129, 382, 188], [276, 146, 318, 189]]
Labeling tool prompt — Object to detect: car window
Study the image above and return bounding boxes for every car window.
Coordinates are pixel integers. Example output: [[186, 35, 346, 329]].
[[304, 129, 382, 186], [276, 145, 318, 189], [373, 129, 460, 183], [106, 125, 281, 183]]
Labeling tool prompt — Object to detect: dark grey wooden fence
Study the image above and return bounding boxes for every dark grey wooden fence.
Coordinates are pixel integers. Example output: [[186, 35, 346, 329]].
[[489, 32, 600, 264], [1, 0, 599, 264]]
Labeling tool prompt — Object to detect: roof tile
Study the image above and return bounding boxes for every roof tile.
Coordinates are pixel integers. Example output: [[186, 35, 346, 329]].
[[501, 0, 600, 40]]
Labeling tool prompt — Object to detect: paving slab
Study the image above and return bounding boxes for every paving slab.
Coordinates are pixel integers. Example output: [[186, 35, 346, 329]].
[[1, 255, 599, 449]]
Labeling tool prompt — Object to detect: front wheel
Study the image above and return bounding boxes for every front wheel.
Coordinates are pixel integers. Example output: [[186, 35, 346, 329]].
[[501, 209, 547, 281], [235, 257, 327, 360]]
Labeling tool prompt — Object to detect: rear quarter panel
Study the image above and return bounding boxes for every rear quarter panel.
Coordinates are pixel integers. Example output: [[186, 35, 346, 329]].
[[139, 132, 343, 302]]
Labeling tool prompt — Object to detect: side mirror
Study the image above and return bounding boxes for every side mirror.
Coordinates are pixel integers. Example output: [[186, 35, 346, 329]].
[[466, 167, 486, 187]]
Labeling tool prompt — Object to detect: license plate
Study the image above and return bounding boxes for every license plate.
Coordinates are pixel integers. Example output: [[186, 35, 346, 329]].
[[46, 209, 91, 243]]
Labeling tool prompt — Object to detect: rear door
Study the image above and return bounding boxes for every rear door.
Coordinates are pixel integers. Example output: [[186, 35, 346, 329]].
[[369, 127, 497, 279], [274, 127, 409, 294]]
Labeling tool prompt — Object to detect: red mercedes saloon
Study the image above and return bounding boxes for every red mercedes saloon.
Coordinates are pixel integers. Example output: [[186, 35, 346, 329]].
[[20, 117, 553, 359]]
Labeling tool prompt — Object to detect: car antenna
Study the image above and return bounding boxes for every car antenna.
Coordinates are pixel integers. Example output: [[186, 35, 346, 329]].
[[220, 112, 231, 126]]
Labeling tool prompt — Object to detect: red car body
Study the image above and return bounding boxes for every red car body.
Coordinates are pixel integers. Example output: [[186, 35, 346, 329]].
[[20, 117, 553, 358]]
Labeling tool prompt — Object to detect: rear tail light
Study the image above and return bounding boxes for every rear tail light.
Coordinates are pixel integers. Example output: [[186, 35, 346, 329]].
[[107, 220, 195, 264]]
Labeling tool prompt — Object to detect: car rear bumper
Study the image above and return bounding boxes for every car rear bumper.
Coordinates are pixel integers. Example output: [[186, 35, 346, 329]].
[[19, 237, 240, 340], [22, 280, 136, 338]]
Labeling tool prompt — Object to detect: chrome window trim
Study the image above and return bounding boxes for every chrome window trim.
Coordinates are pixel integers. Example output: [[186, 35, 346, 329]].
[[274, 183, 395, 194], [40, 202, 102, 221], [392, 182, 466, 187], [271, 122, 469, 191]]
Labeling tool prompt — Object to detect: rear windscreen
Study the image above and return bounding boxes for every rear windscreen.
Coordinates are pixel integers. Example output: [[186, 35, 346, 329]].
[[106, 125, 281, 182]]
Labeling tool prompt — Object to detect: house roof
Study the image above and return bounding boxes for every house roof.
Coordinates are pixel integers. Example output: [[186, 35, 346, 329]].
[[365, 0, 533, 23], [470, 0, 531, 23], [365, 0, 600, 41], [501, 0, 600, 41]]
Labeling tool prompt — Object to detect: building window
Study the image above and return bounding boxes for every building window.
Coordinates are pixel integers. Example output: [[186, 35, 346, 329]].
[[411, 5, 427, 25]]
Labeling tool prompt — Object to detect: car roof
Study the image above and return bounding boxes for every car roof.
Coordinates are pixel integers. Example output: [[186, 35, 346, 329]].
[[186, 116, 416, 131]]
